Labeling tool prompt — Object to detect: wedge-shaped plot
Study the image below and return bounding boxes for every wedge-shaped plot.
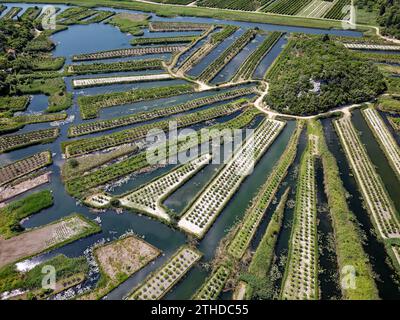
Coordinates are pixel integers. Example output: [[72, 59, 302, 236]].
[[0, 214, 100, 268], [282, 135, 318, 300], [192, 265, 232, 300], [128, 246, 202, 300], [335, 117, 400, 239], [362, 108, 400, 180], [120, 154, 211, 222], [178, 118, 285, 238], [0, 151, 52, 186], [72, 74, 173, 89]]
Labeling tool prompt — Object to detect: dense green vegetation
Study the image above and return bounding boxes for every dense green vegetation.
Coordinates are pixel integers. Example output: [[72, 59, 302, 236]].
[[308, 120, 379, 300], [0, 190, 53, 239], [264, 0, 312, 15], [131, 35, 197, 46], [0, 254, 88, 296], [197, 0, 265, 11], [324, 0, 351, 20], [107, 12, 150, 36], [265, 36, 386, 115], [357, 0, 400, 39], [242, 188, 289, 300], [0, 112, 66, 133]]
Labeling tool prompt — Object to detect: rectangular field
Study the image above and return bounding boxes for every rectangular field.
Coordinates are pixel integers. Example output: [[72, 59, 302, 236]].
[[178, 118, 285, 238]]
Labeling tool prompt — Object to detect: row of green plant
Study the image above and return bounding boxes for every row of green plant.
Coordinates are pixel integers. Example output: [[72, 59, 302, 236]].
[[69, 87, 255, 136], [263, 0, 312, 15], [281, 133, 318, 300], [78, 83, 194, 119], [324, 0, 351, 20], [227, 122, 303, 259], [192, 265, 232, 300], [65, 99, 247, 157], [198, 29, 257, 83], [0, 127, 60, 153], [197, 0, 264, 11], [1, 7, 22, 20], [0, 150, 52, 187], [131, 35, 197, 46], [64, 108, 260, 197], [241, 188, 290, 300], [0, 190, 53, 239], [68, 59, 163, 75], [0, 112, 66, 133], [308, 119, 379, 299], [233, 31, 283, 81], [0, 95, 29, 113]]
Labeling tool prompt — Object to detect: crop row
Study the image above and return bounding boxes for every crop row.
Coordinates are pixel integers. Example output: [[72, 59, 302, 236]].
[[263, 0, 313, 15], [64, 109, 260, 197], [1, 7, 22, 20], [65, 99, 247, 157], [149, 21, 212, 32], [323, 0, 350, 20], [0, 112, 66, 134], [72, 73, 172, 89], [178, 118, 285, 238], [176, 26, 238, 74], [20, 6, 41, 20], [119, 154, 211, 222], [0, 128, 59, 153], [78, 84, 194, 119], [227, 122, 302, 259], [70, 87, 255, 137], [362, 108, 400, 180], [84, 11, 115, 24], [0, 151, 52, 187], [72, 45, 185, 61], [197, 0, 262, 11], [128, 246, 202, 300], [131, 35, 197, 46], [0, 96, 30, 112], [192, 265, 232, 300], [67, 59, 164, 75], [233, 31, 283, 81], [343, 43, 400, 51], [281, 134, 318, 300], [198, 29, 257, 83], [264, 39, 295, 80], [334, 117, 400, 239]]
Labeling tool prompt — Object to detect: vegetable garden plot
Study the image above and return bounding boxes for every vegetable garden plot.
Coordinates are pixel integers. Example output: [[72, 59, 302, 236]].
[[65, 109, 260, 197], [149, 21, 212, 32], [20, 7, 42, 20], [281, 134, 318, 300], [131, 35, 198, 46], [0, 96, 30, 112], [68, 59, 164, 75], [72, 45, 186, 61], [175, 26, 238, 75], [70, 87, 255, 137], [78, 84, 194, 119], [362, 108, 400, 180], [128, 246, 202, 300], [0, 214, 100, 268], [192, 265, 232, 300], [323, 0, 350, 20], [263, 0, 313, 15], [198, 29, 257, 83], [72, 74, 173, 89], [120, 154, 211, 222], [0, 128, 59, 153], [334, 117, 400, 239], [0, 151, 52, 187], [227, 122, 302, 259], [66, 99, 247, 157], [0, 113, 67, 134], [83, 10, 115, 24], [178, 118, 286, 239], [233, 32, 283, 82]]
